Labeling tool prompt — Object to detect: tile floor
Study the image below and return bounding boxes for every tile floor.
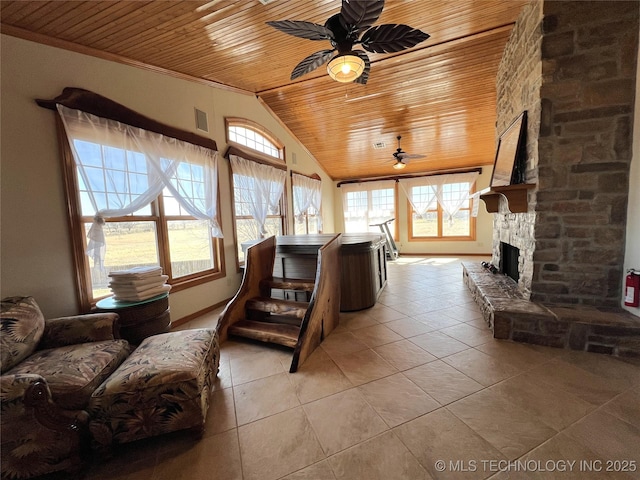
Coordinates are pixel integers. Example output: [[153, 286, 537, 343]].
[[86, 256, 640, 480]]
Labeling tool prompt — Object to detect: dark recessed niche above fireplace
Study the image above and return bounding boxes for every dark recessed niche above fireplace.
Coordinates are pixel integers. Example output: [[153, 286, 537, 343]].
[[500, 242, 520, 283]]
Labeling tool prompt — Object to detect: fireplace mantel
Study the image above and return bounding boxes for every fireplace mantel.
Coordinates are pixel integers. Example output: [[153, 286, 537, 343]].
[[480, 183, 536, 213]]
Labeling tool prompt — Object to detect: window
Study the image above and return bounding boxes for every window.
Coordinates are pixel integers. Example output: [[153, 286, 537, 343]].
[[292, 172, 322, 234], [226, 117, 285, 163], [341, 180, 397, 236], [401, 173, 478, 240], [57, 101, 224, 310], [226, 118, 287, 264]]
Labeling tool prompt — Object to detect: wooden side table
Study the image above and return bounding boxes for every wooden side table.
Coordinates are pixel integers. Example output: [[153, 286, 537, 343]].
[[94, 293, 171, 344]]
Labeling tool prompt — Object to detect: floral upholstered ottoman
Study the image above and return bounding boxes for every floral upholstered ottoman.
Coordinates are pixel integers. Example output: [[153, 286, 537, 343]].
[[87, 328, 219, 450]]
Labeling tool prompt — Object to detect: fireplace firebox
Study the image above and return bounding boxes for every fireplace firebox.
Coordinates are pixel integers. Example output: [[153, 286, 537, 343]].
[[500, 242, 520, 283]]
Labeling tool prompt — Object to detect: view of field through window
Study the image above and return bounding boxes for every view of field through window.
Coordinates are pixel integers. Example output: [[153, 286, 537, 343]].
[[74, 138, 217, 299]]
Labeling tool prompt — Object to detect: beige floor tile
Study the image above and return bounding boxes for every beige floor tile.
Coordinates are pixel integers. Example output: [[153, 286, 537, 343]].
[[234, 372, 300, 425], [223, 339, 273, 358], [465, 317, 491, 329], [413, 297, 460, 311], [357, 373, 440, 427], [154, 429, 243, 480], [404, 360, 483, 405], [409, 331, 471, 358], [303, 389, 387, 456], [340, 312, 380, 331], [603, 386, 640, 429], [394, 408, 506, 480], [413, 312, 463, 330], [490, 372, 594, 431], [384, 317, 435, 338], [288, 347, 353, 404], [367, 305, 409, 323], [281, 460, 337, 479], [374, 339, 437, 371], [351, 324, 404, 348], [229, 349, 287, 386], [203, 387, 237, 436], [331, 348, 397, 386], [526, 359, 628, 406], [440, 305, 484, 323], [238, 407, 325, 480], [442, 349, 523, 386], [560, 350, 640, 387], [439, 324, 494, 347], [328, 431, 432, 480], [521, 433, 624, 479], [448, 389, 558, 460], [387, 301, 429, 317], [212, 355, 233, 391], [474, 341, 556, 371], [563, 410, 640, 465], [320, 331, 370, 358]]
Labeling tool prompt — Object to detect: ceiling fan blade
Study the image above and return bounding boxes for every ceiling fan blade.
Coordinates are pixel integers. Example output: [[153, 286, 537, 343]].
[[266, 20, 334, 41], [360, 24, 430, 53], [352, 50, 371, 85], [339, 0, 384, 32], [400, 153, 426, 160], [290, 49, 335, 80]]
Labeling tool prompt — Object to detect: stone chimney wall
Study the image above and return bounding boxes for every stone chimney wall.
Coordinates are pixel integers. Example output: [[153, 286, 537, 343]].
[[493, 0, 544, 298], [494, 0, 638, 307]]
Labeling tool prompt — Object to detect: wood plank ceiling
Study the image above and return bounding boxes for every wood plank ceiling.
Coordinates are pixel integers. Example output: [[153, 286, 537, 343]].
[[1, 0, 529, 181]]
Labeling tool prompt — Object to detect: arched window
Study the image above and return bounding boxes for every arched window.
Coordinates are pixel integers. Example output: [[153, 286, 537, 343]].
[[225, 118, 287, 264], [226, 117, 285, 163]]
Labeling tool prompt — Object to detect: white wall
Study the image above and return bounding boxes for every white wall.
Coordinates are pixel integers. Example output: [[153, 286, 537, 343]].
[[331, 168, 494, 255], [622, 25, 640, 317], [0, 34, 333, 319]]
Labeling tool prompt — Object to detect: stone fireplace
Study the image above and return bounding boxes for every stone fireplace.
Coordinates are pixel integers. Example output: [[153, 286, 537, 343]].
[[463, 0, 640, 358], [492, 0, 638, 307]]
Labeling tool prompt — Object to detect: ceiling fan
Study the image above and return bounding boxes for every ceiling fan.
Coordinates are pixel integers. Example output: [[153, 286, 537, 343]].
[[391, 135, 425, 170], [266, 0, 430, 84]]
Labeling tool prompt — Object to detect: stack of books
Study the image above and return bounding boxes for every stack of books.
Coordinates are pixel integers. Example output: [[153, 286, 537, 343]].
[[108, 266, 171, 302]]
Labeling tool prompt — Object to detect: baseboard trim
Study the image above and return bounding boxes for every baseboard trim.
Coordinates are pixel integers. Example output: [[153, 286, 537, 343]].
[[171, 297, 232, 328]]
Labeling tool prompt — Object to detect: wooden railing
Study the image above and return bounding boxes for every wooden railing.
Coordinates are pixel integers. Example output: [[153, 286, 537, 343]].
[[216, 235, 276, 343], [290, 234, 341, 372]]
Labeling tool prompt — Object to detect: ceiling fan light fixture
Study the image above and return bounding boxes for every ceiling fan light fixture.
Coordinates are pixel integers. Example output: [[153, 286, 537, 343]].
[[327, 53, 365, 83], [393, 161, 406, 170]]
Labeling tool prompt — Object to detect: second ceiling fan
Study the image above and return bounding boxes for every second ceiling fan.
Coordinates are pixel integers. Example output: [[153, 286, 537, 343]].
[[391, 136, 425, 170], [266, 0, 430, 84]]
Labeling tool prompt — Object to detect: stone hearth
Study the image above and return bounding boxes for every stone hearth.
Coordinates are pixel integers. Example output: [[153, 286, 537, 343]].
[[463, 262, 640, 359]]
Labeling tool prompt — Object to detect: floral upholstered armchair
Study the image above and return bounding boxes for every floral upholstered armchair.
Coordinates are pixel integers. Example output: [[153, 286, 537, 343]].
[[0, 296, 132, 480]]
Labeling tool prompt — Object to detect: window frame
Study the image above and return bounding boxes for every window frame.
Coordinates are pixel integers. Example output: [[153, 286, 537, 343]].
[[224, 118, 288, 269], [57, 117, 225, 312], [341, 180, 399, 239], [291, 171, 322, 235], [225, 117, 285, 165], [407, 181, 476, 241]]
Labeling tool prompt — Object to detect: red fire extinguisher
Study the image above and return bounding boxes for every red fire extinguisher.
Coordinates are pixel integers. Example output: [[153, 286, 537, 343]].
[[625, 269, 640, 307]]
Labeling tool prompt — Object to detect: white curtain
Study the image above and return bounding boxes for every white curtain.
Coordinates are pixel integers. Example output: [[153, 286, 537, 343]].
[[230, 154, 286, 238], [398, 178, 438, 219], [57, 105, 222, 267], [400, 172, 479, 225], [292, 172, 322, 229]]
